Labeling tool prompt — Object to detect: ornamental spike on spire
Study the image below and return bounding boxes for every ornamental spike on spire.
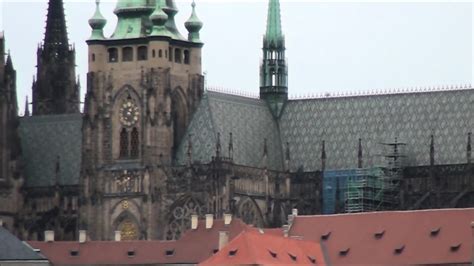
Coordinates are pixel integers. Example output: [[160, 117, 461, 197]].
[[265, 0, 283, 47], [44, 0, 69, 50]]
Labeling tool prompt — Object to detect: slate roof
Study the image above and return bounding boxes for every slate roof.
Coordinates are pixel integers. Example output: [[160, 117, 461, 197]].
[[280, 88, 474, 171], [0, 227, 47, 261], [178, 88, 474, 172], [19, 114, 82, 187], [288, 208, 474, 265], [176, 91, 284, 170]]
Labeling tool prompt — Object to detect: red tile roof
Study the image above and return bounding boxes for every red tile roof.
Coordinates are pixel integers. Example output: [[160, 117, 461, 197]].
[[200, 230, 327, 265], [288, 208, 474, 265], [29, 217, 251, 265]]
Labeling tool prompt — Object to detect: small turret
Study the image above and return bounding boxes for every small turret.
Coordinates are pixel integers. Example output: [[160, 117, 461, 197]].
[[150, 0, 170, 36], [88, 0, 107, 40], [184, 1, 203, 43]]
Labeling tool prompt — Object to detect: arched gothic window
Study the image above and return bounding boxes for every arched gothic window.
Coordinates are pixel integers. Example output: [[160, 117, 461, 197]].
[[130, 127, 139, 158], [120, 128, 129, 158], [165, 197, 206, 240], [238, 198, 264, 228]]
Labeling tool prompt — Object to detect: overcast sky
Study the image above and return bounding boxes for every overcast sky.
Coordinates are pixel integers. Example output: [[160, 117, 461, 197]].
[[1, 0, 473, 114]]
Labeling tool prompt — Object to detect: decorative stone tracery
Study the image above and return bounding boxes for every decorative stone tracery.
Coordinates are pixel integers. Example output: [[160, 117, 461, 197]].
[[237, 197, 264, 228], [165, 196, 206, 240]]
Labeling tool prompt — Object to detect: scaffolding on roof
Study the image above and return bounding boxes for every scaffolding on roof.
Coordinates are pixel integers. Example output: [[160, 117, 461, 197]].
[[344, 140, 405, 213]]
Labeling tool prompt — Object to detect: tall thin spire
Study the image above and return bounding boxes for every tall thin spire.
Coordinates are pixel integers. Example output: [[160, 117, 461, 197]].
[[260, 0, 288, 118], [44, 0, 69, 50], [32, 0, 78, 115], [265, 0, 283, 47]]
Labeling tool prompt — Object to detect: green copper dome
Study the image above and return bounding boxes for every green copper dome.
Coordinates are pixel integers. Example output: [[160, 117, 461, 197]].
[[184, 1, 203, 43], [115, 0, 153, 13], [88, 0, 107, 40], [111, 0, 154, 39], [109, 0, 185, 40], [150, 0, 171, 36]]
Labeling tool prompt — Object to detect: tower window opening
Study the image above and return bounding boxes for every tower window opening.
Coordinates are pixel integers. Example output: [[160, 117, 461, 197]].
[[183, 50, 190, 64], [272, 73, 276, 86], [91, 53, 96, 62], [131, 127, 139, 158], [168, 47, 173, 62], [175, 48, 182, 63], [159, 49, 163, 58], [122, 47, 133, 62], [137, 46, 148, 61], [152, 49, 156, 58], [120, 128, 129, 158], [108, 48, 118, 63]]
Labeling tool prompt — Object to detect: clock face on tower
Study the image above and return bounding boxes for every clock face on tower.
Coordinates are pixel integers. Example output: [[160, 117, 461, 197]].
[[119, 99, 139, 127]]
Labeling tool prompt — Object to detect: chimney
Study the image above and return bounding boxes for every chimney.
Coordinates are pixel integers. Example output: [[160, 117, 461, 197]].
[[292, 208, 298, 217], [224, 213, 232, 225], [115, 231, 121, 242], [283, 225, 289, 238], [79, 230, 87, 243], [471, 221, 474, 265], [44, 230, 55, 242], [205, 214, 214, 229], [191, 214, 198, 230], [218, 231, 229, 250]]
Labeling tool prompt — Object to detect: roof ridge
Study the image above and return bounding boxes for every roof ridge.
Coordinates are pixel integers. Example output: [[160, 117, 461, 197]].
[[295, 207, 474, 218], [289, 83, 473, 100], [206, 86, 259, 99]]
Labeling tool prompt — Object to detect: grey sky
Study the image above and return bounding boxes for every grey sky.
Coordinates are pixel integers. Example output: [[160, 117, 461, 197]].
[[1, 1, 472, 114]]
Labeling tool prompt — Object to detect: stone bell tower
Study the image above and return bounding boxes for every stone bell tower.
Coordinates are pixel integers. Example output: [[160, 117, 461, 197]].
[[81, 0, 204, 240]]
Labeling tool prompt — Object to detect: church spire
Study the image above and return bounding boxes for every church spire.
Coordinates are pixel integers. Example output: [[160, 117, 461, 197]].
[[260, 0, 288, 118], [44, 0, 69, 50], [265, 0, 283, 47], [32, 0, 79, 115]]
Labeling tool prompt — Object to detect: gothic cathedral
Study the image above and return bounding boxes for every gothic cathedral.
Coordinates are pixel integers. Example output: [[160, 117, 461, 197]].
[[1, 0, 474, 241]]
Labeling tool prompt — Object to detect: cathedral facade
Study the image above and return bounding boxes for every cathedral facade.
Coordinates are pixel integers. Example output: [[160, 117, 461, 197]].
[[1, 0, 473, 241]]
